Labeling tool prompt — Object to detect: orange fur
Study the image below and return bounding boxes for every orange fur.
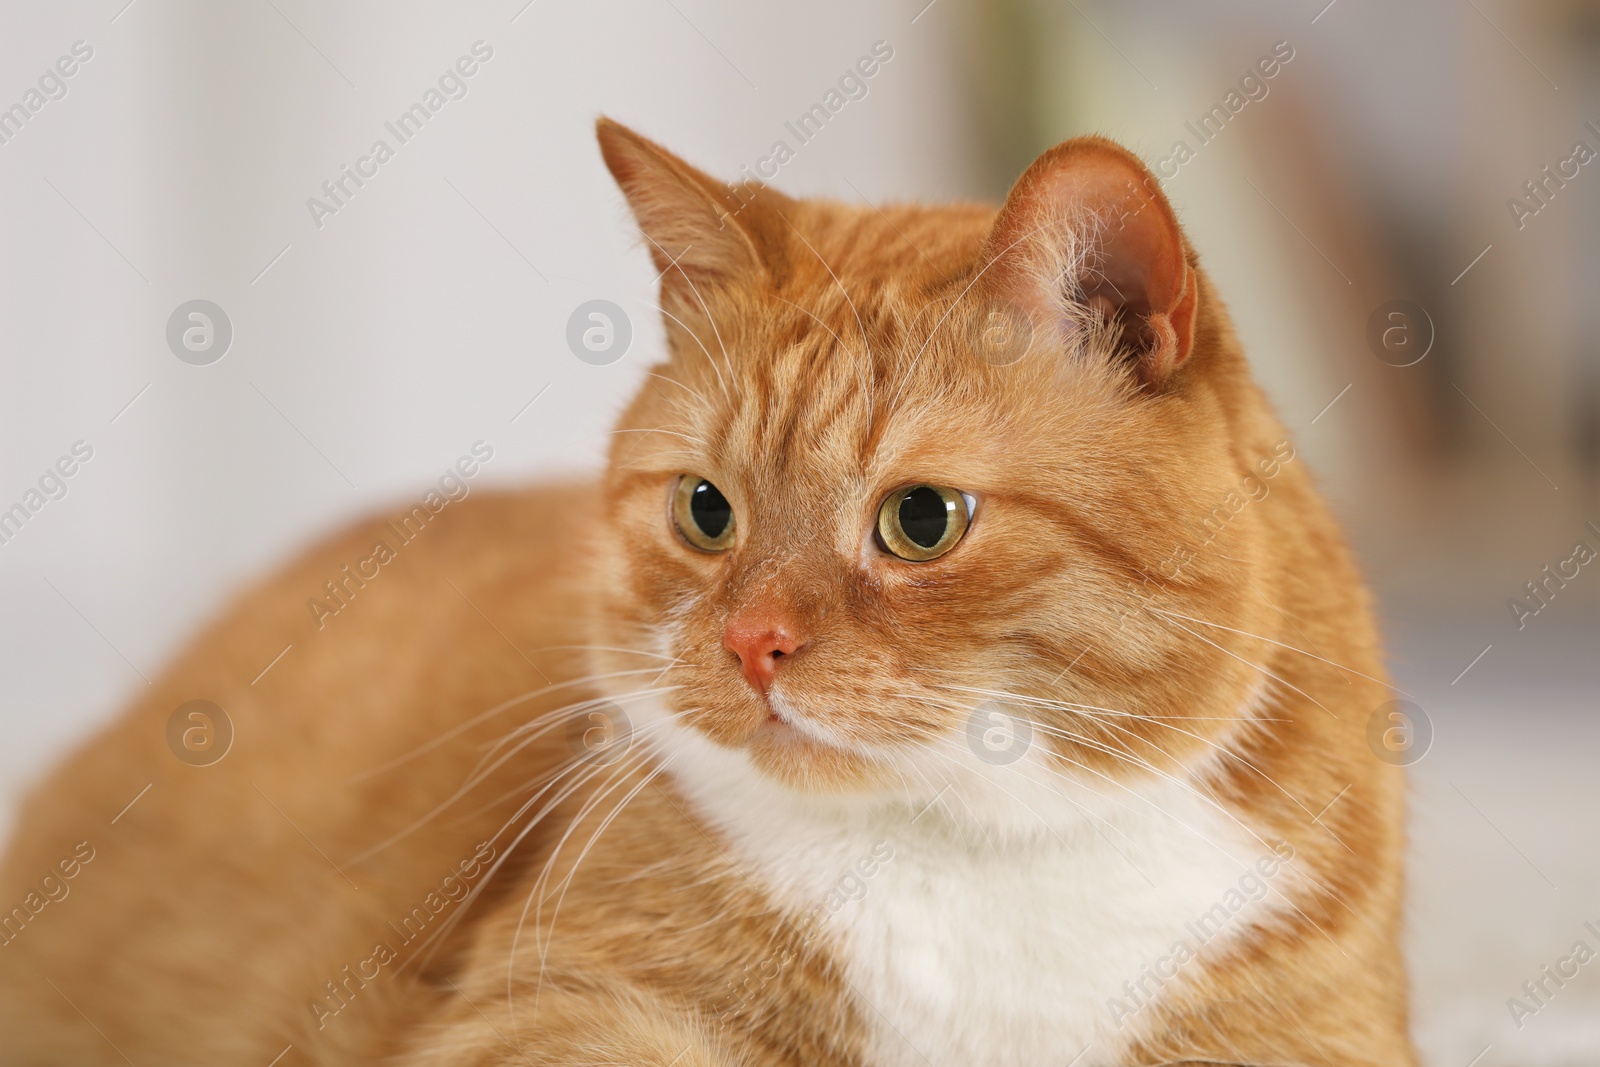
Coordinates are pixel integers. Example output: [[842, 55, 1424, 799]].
[[0, 120, 1415, 1066]]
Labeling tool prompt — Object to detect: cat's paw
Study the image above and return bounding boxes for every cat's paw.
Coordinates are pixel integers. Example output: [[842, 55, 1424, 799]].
[[395, 981, 745, 1067]]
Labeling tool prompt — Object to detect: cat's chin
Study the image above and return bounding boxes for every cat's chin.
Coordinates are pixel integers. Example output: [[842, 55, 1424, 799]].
[[743, 715, 883, 791]]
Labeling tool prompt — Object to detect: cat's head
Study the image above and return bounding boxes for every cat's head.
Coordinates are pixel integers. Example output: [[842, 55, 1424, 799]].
[[588, 118, 1286, 826]]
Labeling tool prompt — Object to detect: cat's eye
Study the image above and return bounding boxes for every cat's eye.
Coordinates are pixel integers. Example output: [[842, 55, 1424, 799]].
[[672, 476, 735, 552], [876, 485, 972, 562]]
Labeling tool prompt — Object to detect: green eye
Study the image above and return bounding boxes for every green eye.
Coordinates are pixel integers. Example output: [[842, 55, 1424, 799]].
[[673, 476, 735, 552], [877, 485, 971, 562]]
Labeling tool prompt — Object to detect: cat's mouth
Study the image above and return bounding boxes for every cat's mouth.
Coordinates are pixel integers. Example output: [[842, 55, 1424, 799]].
[[750, 688, 857, 755], [648, 653, 919, 788], [746, 713, 862, 784], [760, 689, 809, 735]]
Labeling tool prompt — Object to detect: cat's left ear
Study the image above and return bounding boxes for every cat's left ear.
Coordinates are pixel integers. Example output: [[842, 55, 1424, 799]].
[[977, 137, 1199, 385], [596, 117, 786, 301]]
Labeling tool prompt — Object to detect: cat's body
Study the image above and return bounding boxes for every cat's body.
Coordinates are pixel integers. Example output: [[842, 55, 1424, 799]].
[[646, 713, 1302, 1067], [0, 486, 604, 1064], [0, 123, 1416, 1066]]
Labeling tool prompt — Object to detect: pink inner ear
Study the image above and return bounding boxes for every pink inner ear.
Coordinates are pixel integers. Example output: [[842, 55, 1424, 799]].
[[980, 140, 1198, 381]]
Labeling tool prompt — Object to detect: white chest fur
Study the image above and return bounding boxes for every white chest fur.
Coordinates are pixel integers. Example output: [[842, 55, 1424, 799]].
[[652, 719, 1297, 1067]]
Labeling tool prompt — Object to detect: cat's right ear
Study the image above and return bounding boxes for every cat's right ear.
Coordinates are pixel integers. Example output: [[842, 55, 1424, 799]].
[[596, 118, 778, 301], [976, 137, 1199, 387]]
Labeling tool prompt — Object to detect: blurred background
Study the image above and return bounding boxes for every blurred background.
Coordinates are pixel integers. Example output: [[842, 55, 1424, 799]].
[[0, 0, 1596, 1062]]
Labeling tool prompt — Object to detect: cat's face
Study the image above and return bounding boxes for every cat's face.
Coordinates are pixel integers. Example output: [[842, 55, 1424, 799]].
[[592, 122, 1271, 815]]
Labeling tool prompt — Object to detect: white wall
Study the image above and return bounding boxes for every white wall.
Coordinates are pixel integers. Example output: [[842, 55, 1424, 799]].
[[0, 0, 973, 812]]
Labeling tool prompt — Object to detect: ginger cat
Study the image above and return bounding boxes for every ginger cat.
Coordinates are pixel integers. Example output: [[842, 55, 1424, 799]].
[[0, 120, 1416, 1066]]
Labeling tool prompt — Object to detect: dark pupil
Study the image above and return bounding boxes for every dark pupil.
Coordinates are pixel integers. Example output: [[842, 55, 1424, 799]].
[[898, 486, 950, 548], [690, 480, 731, 538]]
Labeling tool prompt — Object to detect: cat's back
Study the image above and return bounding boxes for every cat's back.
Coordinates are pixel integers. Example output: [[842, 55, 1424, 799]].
[[0, 479, 603, 1065]]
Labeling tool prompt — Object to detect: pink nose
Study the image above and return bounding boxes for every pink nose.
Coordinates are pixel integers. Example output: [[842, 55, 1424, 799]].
[[723, 619, 804, 695]]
